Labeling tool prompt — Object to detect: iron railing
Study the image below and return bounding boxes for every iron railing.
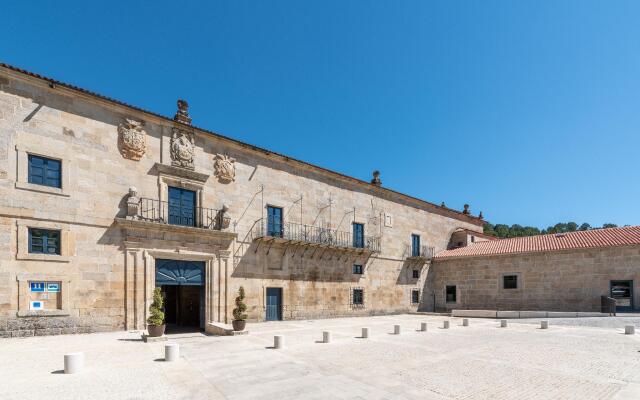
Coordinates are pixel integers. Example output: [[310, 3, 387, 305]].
[[253, 218, 381, 252], [137, 198, 223, 230], [405, 244, 435, 259]]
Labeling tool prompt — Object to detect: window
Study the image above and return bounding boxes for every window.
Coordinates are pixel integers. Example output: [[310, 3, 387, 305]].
[[353, 223, 364, 248], [352, 288, 364, 305], [28, 228, 60, 255], [503, 275, 518, 289], [28, 155, 61, 188], [411, 234, 421, 257], [267, 206, 283, 237], [445, 285, 457, 303], [412, 269, 420, 279], [168, 187, 196, 227], [411, 290, 420, 304], [471, 236, 475, 243], [353, 264, 363, 275]]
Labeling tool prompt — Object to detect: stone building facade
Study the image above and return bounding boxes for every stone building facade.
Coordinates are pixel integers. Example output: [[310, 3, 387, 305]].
[[430, 227, 640, 313], [0, 64, 484, 337]]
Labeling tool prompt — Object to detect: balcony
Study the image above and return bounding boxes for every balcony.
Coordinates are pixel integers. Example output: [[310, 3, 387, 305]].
[[405, 244, 435, 261], [252, 218, 381, 254], [135, 198, 229, 230]]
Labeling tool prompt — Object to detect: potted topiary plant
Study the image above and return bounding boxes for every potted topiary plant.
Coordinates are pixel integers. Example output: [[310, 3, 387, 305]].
[[232, 286, 247, 331], [147, 287, 165, 337]]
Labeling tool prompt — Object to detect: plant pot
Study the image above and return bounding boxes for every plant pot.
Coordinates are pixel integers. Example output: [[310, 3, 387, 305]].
[[147, 324, 165, 337], [232, 320, 246, 331]]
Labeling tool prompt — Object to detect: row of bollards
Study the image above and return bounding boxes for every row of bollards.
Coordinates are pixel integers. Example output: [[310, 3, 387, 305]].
[[62, 343, 181, 374]]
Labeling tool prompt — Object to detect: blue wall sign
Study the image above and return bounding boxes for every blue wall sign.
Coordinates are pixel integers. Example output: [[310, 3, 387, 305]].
[[30, 282, 45, 292], [46, 283, 60, 292]]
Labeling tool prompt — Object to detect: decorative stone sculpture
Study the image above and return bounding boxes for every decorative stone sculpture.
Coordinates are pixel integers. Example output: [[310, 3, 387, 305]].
[[170, 127, 195, 170], [126, 187, 140, 219], [216, 205, 231, 230], [371, 170, 382, 186], [118, 119, 146, 160], [214, 154, 236, 183], [463, 204, 470, 215], [174, 99, 192, 125]]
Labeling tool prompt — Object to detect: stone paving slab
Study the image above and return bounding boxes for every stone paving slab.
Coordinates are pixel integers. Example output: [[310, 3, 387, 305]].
[[1, 314, 640, 399]]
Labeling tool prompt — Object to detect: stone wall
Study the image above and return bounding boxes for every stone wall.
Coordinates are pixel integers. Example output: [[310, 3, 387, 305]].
[[0, 67, 482, 336], [428, 245, 640, 312]]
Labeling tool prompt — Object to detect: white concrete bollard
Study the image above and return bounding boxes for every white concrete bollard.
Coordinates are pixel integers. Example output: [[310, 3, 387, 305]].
[[463, 318, 469, 327], [165, 343, 179, 362], [625, 325, 635, 335], [322, 331, 331, 343], [541, 321, 549, 329], [500, 320, 507, 328], [394, 324, 401, 335], [443, 320, 450, 329], [274, 335, 284, 349], [420, 322, 427, 332], [64, 352, 84, 374], [361, 327, 369, 338]]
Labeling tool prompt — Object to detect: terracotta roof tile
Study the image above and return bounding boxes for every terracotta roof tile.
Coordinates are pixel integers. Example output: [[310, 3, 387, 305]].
[[434, 226, 640, 259]]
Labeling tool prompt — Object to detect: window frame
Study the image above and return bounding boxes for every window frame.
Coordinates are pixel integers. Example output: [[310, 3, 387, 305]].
[[445, 285, 457, 303], [503, 275, 519, 290], [28, 228, 61, 255], [352, 288, 364, 306], [353, 264, 363, 275], [411, 234, 421, 257], [412, 269, 420, 279], [266, 205, 284, 238], [15, 145, 71, 197], [28, 154, 62, 188], [411, 289, 420, 304], [352, 222, 364, 248]]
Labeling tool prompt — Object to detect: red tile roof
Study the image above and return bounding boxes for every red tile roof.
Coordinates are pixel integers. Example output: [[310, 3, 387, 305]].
[[435, 226, 640, 259]]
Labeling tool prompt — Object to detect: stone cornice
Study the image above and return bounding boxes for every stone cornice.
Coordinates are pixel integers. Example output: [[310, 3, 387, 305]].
[[114, 218, 237, 242], [154, 163, 209, 183]]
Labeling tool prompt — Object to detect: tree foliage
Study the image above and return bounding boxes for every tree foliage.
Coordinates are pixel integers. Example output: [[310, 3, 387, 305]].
[[147, 287, 165, 326], [484, 221, 619, 238], [233, 286, 248, 321]]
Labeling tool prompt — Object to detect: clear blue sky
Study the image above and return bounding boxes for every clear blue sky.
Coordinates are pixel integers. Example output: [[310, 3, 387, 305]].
[[3, 1, 640, 228]]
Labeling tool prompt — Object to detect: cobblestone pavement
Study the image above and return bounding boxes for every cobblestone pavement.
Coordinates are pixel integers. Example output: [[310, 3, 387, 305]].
[[1, 314, 640, 399]]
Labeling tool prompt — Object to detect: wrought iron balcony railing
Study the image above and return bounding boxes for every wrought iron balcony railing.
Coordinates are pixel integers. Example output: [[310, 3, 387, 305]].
[[135, 197, 227, 230], [253, 218, 381, 252], [405, 244, 435, 260]]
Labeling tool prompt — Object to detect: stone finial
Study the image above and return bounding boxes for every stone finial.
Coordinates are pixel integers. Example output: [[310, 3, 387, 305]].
[[371, 170, 382, 186], [126, 187, 140, 219], [463, 204, 470, 215], [174, 99, 192, 125], [440, 202, 446, 208], [217, 205, 231, 230], [479, 211, 483, 219]]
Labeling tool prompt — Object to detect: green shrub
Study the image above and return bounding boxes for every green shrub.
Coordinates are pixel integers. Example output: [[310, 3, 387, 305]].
[[232, 286, 247, 321], [147, 287, 165, 326]]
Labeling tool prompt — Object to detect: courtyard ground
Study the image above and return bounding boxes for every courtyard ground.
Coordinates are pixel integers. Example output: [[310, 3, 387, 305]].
[[1, 314, 640, 399]]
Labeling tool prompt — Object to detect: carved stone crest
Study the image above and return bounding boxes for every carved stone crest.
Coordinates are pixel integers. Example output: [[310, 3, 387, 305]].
[[118, 119, 146, 160], [170, 128, 195, 170], [214, 154, 236, 182]]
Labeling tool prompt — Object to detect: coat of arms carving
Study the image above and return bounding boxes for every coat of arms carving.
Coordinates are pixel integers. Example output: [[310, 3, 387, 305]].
[[214, 154, 236, 183], [118, 119, 146, 161], [170, 127, 195, 170]]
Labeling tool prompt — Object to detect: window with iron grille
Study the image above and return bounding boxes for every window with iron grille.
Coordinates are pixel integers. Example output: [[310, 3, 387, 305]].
[[352, 288, 364, 305], [411, 289, 420, 304], [28, 155, 61, 188], [412, 269, 420, 279], [503, 275, 518, 289], [28, 228, 60, 255], [445, 285, 457, 303], [353, 264, 363, 275]]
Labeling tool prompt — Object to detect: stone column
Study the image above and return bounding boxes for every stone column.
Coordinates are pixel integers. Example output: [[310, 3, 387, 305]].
[[123, 246, 139, 330], [218, 250, 231, 324]]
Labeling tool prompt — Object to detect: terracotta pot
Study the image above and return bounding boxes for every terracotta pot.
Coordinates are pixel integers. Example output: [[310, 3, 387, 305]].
[[232, 320, 246, 331], [147, 324, 165, 337]]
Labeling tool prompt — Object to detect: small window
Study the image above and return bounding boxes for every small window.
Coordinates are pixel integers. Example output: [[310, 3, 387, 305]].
[[471, 236, 475, 243], [503, 275, 518, 289], [411, 234, 421, 257], [411, 290, 420, 304], [352, 288, 364, 305], [445, 285, 457, 303], [28, 155, 61, 188], [353, 264, 363, 275], [28, 228, 60, 255], [412, 269, 420, 279], [353, 223, 364, 248], [457, 241, 464, 247]]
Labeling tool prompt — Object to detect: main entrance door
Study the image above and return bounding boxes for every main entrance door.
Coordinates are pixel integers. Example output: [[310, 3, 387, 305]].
[[265, 287, 282, 321], [156, 259, 206, 331], [611, 280, 633, 312]]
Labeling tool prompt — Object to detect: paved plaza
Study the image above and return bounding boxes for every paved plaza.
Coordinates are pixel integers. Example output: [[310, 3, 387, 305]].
[[2, 314, 640, 399]]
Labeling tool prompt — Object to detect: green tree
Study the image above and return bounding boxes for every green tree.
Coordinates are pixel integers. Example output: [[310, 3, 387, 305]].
[[579, 223, 591, 231], [233, 286, 248, 321], [602, 223, 618, 229], [147, 287, 165, 326]]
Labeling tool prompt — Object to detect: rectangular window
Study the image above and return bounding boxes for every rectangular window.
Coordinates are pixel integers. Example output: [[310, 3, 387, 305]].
[[503, 275, 518, 289], [412, 290, 420, 304], [353, 264, 363, 275], [411, 234, 421, 257], [168, 187, 196, 227], [28, 228, 60, 255], [353, 223, 364, 248], [412, 269, 420, 279], [445, 285, 457, 303], [28, 155, 61, 188], [352, 288, 364, 305], [266, 206, 283, 238]]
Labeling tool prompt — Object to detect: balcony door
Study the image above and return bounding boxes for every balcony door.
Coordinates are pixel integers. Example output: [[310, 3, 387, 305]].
[[412, 234, 421, 257], [168, 187, 196, 227], [267, 206, 283, 238], [353, 223, 364, 248]]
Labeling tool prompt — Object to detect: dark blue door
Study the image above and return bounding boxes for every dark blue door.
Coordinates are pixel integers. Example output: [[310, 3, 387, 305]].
[[353, 223, 364, 248], [156, 259, 205, 286], [412, 234, 421, 257], [267, 206, 283, 237], [168, 187, 196, 227], [266, 287, 282, 321]]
